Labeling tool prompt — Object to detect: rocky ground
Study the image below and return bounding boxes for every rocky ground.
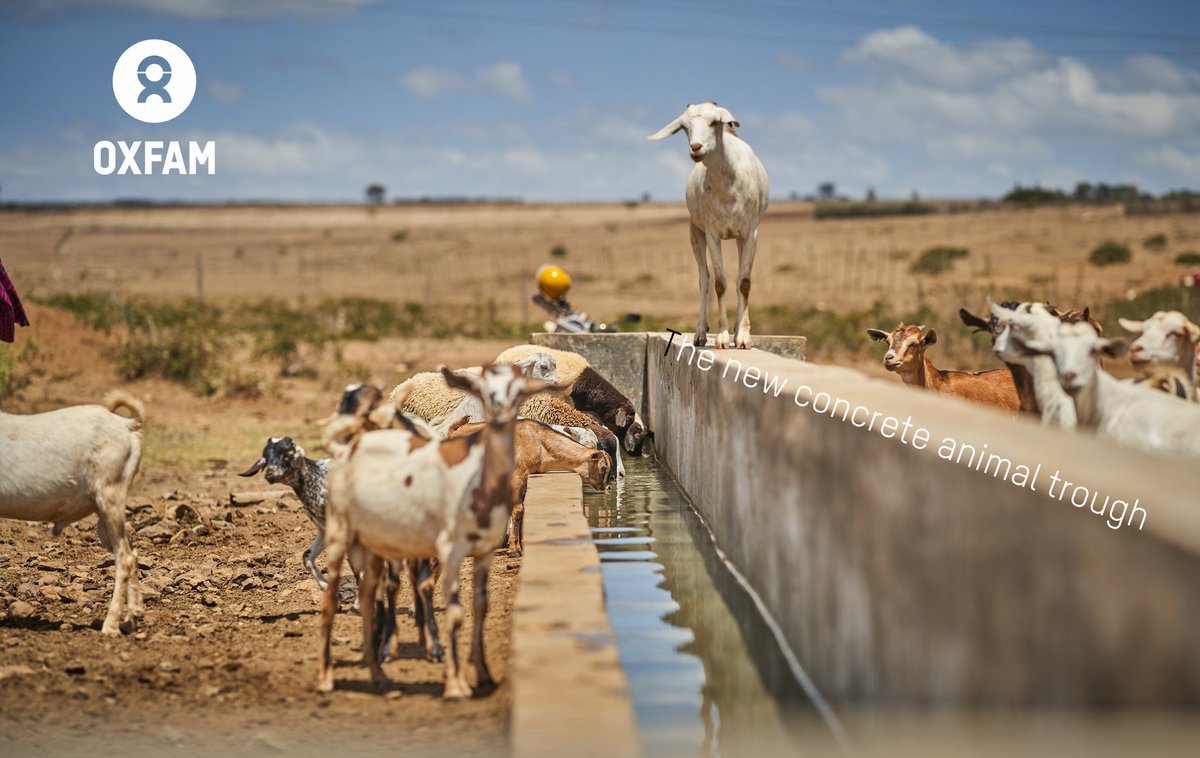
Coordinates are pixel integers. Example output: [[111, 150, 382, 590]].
[[0, 307, 521, 757]]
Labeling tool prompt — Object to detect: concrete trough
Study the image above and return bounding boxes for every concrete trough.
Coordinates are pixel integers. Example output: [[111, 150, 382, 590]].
[[533, 331, 1200, 709]]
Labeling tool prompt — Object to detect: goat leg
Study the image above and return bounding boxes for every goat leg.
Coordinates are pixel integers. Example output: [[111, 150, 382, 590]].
[[734, 231, 757, 349], [304, 530, 328, 591], [470, 553, 495, 689], [689, 223, 710, 347], [707, 230, 731, 349]]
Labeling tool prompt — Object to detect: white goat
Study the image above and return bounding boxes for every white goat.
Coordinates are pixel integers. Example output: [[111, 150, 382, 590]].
[[0, 392, 145, 634], [319, 365, 547, 699], [1015, 320, 1200, 458], [648, 101, 769, 350], [1119, 310, 1200, 401], [987, 301, 1078, 429]]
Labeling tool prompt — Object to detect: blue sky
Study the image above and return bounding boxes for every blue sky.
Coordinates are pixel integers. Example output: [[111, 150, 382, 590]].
[[2, 0, 1199, 202]]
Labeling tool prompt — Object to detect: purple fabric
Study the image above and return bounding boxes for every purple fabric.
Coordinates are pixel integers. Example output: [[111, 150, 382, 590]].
[[0, 258, 31, 343]]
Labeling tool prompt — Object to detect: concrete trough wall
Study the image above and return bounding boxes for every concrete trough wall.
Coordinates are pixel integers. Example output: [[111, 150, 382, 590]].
[[537, 331, 1200, 707], [643, 333, 1200, 707]]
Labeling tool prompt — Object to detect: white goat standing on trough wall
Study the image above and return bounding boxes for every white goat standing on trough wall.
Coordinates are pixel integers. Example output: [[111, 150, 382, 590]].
[[648, 101, 769, 349], [0, 392, 145, 635]]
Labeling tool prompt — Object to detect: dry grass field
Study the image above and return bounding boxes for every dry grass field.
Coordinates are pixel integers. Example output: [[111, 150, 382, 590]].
[[2, 202, 1196, 333]]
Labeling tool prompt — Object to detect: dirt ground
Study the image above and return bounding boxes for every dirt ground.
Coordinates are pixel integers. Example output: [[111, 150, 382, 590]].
[[0, 307, 522, 757]]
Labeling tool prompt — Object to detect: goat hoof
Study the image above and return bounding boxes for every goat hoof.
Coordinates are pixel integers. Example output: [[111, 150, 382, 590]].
[[317, 675, 335, 694], [444, 676, 473, 700], [428, 648, 445, 663], [694, 331, 707, 347], [715, 331, 731, 349], [736, 333, 752, 349], [100, 623, 122, 637]]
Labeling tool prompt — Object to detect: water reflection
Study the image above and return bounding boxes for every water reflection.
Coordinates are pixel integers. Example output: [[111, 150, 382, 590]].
[[583, 454, 839, 757]]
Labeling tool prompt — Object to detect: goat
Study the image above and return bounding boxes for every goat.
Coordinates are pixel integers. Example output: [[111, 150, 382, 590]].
[[648, 101, 769, 350], [448, 417, 610, 555], [866, 323, 1020, 411], [319, 365, 548, 699], [1005, 318, 1200, 457], [962, 301, 1102, 427], [1119, 310, 1200, 401], [0, 392, 144, 635], [238, 437, 333, 589]]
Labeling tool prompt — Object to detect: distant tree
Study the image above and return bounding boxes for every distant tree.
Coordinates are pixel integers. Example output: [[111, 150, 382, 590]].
[[910, 189, 920, 201], [1073, 181, 1093, 201], [640, 191, 652, 203], [817, 182, 836, 201], [866, 186, 877, 202], [365, 184, 386, 205]]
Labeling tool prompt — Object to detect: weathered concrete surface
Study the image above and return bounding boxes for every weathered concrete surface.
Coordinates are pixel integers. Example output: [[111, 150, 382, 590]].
[[531, 332, 805, 415], [510, 473, 640, 758], [645, 332, 1200, 707]]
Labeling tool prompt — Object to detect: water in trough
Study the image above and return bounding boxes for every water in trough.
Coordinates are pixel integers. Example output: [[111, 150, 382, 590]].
[[583, 453, 841, 756]]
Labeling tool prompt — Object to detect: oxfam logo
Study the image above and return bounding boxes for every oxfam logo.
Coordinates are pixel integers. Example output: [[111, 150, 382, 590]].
[[112, 40, 196, 123]]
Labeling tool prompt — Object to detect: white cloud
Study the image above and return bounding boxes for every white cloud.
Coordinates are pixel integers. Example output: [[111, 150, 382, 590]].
[[399, 61, 532, 103], [478, 62, 532, 103], [844, 26, 1045, 90], [823, 27, 1200, 147], [1140, 145, 1200, 180], [205, 80, 245, 104], [399, 68, 468, 98]]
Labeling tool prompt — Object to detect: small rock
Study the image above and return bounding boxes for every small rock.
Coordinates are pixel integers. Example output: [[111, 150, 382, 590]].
[[202, 684, 221, 697], [138, 520, 179, 542], [161, 490, 182, 502], [37, 559, 66, 572], [241, 577, 262, 590], [191, 524, 210, 537], [200, 594, 219, 608], [39, 586, 61, 602], [9, 600, 35, 619], [64, 661, 86, 675], [159, 661, 180, 673], [0, 664, 36, 681]]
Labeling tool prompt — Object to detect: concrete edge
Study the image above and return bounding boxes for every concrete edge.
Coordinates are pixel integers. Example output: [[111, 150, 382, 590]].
[[510, 473, 640, 758]]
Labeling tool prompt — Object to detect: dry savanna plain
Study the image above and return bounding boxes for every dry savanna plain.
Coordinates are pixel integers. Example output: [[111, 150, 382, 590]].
[[0, 201, 1197, 754]]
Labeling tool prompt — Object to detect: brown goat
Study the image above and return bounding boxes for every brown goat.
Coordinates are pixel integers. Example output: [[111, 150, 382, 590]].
[[449, 418, 610, 555], [866, 323, 1020, 411]]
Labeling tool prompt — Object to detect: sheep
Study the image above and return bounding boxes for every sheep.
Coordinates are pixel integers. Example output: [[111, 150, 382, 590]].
[[387, 352, 559, 434], [1001, 317, 1200, 457], [447, 417, 611, 555], [866, 323, 1020, 411], [1118, 310, 1200, 401], [648, 101, 769, 350], [388, 355, 622, 477], [495, 344, 650, 455], [0, 391, 144, 635], [318, 365, 548, 699]]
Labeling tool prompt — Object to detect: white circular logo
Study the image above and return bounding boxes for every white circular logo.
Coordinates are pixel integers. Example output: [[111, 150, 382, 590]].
[[112, 39, 196, 124]]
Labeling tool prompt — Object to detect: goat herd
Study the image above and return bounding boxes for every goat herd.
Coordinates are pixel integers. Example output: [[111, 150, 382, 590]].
[[0, 343, 645, 700], [868, 300, 1200, 456]]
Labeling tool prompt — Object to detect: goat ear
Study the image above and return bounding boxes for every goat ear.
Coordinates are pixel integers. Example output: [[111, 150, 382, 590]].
[[1182, 321, 1200, 342], [716, 107, 739, 127], [865, 328, 890, 342], [440, 366, 482, 395], [647, 116, 683, 141], [923, 329, 939, 345], [1117, 317, 1143, 335], [615, 408, 629, 428], [589, 450, 605, 461], [1099, 338, 1127, 359], [958, 308, 989, 332]]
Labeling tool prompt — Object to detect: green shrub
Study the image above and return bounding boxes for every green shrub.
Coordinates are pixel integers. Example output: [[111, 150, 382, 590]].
[[1003, 185, 1066, 205], [391, 230, 408, 243], [1174, 251, 1200, 265], [0, 339, 42, 400], [550, 244, 568, 258], [1088, 241, 1132, 267], [910, 246, 969, 275], [1143, 233, 1167, 250]]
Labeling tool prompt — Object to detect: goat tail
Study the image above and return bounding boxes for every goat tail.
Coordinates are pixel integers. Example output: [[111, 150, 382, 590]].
[[103, 390, 145, 430]]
